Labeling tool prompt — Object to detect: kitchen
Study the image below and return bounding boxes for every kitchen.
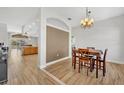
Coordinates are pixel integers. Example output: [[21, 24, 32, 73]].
[[0, 8, 40, 84]]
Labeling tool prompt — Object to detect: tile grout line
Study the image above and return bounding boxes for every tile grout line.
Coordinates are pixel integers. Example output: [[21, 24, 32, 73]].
[[41, 68, 66, 85]]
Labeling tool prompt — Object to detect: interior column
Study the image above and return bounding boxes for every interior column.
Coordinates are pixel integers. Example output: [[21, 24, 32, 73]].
[[38, 8, 46, 68]]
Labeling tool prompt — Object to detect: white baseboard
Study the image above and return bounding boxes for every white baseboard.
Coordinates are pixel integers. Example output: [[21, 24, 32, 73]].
[[108, 60, 124, 64], [40, 65, 46, 69], [46, 56, 70, 67], [39, 56, 70, 69], [40, 58, 124, 69]]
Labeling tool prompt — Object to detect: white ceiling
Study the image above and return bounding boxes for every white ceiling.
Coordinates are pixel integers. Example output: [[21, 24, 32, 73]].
[[0, 7, 40, 36], [0, 7, 40, 26], [45, 7, 124, 27], [0, 7, 124, 33]]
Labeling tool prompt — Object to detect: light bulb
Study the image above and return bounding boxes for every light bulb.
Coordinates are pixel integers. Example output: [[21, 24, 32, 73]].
[[84, 18, 88, 22], [80, 20, 86, 25], [83, 22, 86, 26], [88, 21, 91, 25], [90, 18, 94, 23], [80, 20, 84, 25]]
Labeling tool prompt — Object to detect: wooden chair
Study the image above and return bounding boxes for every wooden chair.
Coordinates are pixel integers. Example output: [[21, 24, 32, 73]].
[[72, 47, 76, 66], [72, 47, 78, 69], [92, 49, 108, 76], [86, 47, 96, 58], [99, 49, 108, 76], [78, 48, 93, 76]]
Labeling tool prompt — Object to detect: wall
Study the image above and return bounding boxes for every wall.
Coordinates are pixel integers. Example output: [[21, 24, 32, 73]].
[[25, 37, 38, 47], [23, 18, 40, 37], [39, 8, 71, 68], [7, 14, 40, 37], [0, 23, 8, 45], [47, 18, 69, 31], [7, 25, 21, 33], [46, 26, 69, 63], [72, 15, 124, 63]]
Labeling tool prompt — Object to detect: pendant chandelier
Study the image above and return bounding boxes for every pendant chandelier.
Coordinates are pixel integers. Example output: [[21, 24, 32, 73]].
[[80, 7, 94, 28], [12, 25, 29, 39]]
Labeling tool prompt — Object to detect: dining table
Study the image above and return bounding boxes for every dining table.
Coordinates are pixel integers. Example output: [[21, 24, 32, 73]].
[[73, 48, 102, 78]]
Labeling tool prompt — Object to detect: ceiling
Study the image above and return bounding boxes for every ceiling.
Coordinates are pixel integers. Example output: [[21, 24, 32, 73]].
[[0, 7, 124, 33], [0, 7, 40, 25], [45, 7, 124, 27], [0, 7, 40, 36]]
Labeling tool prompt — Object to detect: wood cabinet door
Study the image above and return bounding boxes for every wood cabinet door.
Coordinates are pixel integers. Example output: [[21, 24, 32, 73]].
[[23, 47, 31, 55]]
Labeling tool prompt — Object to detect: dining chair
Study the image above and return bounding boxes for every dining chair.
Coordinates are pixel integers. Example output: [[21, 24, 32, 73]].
[[72, 47, 76, 66], [99, 49, 108, 76], [86, 47, 96, 59], [92, 49, 108, 76], [78, 48, 93, 76], [72, 47, 78, 69]]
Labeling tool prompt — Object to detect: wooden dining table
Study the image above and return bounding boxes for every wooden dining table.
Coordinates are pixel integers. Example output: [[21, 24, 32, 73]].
[[73, 48, 101, 78]]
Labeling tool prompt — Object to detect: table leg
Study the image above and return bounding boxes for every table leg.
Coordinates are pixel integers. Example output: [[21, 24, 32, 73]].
[[96, 56, 98, 78], [74, 56, 76, 69]]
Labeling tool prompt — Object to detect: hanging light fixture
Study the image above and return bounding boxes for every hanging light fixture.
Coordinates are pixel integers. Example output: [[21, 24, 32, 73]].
[[80, 7, 94, 28], [12, 25, 29, 39]]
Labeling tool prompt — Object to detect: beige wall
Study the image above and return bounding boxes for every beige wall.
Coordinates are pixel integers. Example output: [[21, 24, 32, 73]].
[[46, 26, 69, 63]]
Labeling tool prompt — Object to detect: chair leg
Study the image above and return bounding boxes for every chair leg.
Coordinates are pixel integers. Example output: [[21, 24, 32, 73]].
[[72, 59, 73, 66], [103, 62, 106, 76], [92, 59, 95, 69], [78, 61, 80, 73], [73, 57, 76, 69], [90, 60, 92, 72], [87, 67, 89, 76], [103, 68, 105, 76], [99, 62, 101, 69], [105, 62, 106, 73], [81, 62, 83, 69]]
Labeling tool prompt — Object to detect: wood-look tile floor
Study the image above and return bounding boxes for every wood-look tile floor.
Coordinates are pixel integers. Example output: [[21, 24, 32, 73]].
[[45, 59, 124, 85], [7, 49, 124, 85], [7, 49, 60, 85]]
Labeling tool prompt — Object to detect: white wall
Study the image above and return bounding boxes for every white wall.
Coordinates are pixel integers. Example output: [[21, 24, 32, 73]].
[[47, 18, 69, 31], [24, 37, 38, 47], [38, 8, 46, 68], [7, 18, 40, 37], [7, 24, 21, 33], [72, 15, 124, 63], [39, 8, 72, 68], [23, 18, 40, 37], [0, 23, 8, 45]]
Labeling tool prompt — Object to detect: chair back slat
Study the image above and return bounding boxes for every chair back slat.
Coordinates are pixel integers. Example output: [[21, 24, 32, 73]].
[[78, 48, 89, 57]]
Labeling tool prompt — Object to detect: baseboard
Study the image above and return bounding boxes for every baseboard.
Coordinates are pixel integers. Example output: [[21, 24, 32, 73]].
[[40, 65, 46, 69], [107, 60, 124, 64], [39, 57, 70, 69], [46, 56, 70, 67], [40, 59, 124, 69]]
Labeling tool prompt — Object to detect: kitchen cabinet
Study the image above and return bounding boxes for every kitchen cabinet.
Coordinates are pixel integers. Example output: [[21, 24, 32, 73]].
[[22, 46, 38, 55]]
